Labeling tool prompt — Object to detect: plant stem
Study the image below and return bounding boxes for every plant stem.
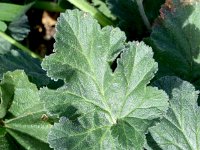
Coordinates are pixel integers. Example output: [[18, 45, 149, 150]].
[[136, 0, 151, 31], [66, 0, 114, 26], [0, 31, 42, 60]]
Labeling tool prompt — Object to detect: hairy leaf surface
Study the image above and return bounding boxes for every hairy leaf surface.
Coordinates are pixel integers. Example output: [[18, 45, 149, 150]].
[[150, 0, 200, 89], [150, 76, 200, 150], [0, 70, 51, 149], [42, 10, 169, 150]]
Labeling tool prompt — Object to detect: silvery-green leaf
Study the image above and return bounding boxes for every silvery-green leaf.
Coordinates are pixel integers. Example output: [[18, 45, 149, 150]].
[[42, 10, 169, 150], [0, 70, 51, 149], [150, 76, 200, 150]]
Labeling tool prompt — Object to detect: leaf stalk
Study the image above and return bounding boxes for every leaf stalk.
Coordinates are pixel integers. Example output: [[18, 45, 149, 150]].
[[136, 0, 151, 31]]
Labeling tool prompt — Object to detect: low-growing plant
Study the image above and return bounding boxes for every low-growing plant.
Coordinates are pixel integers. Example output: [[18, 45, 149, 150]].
[[1, 0, 200, 150]]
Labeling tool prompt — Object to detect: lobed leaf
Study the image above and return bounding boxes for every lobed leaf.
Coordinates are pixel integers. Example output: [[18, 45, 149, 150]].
[[150, 76, 200, 150], [150, 0, 200, 90], [42, 10, 169, 150], [0, 70, 52, 149]]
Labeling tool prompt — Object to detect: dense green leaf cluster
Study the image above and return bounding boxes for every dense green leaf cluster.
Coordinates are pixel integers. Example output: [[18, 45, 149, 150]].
[[1, 0, 200, 150]]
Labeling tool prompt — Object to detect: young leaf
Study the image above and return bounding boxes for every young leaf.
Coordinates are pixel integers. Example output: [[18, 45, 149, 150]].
[[42, 10, 169, 149], [150, 76, 200, 150], [150, 0, 200, 89], [0, 70, 51, 149]]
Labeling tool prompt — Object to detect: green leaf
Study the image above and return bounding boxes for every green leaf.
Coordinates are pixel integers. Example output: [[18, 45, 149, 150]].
[[0, 15, 52, 88], [0, 136, 11, 150], [0, 21, 7, 32], [0, 126, 6, 137], [149, 76, 200, 150], [0, 134, 19, 150], [0, 72, 14, 118], [91, 0, 116, 19], [107, 0, 164, 39], [42, 10, 169, 149], [0, 35, 11, 54], [0, 70, 51, 149], [0, 14, 30, 53], [57, 0, 74, 10], [33, 1, 65, 12], [0, 3, 32, 22], [150, 0, 200, 89], [8, 15, 30, 41], [143, 0, 165, 23], [66, 0, 114, 26], [0, 49, 50, 87]]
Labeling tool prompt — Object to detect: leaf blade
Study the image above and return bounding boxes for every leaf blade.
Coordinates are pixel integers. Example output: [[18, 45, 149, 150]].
[[0, 70, 52, 149], [150, 0, 200, 89], [43, 10, 169, 150], [150, 76, 200, 150], [0, 3, 32, 22]]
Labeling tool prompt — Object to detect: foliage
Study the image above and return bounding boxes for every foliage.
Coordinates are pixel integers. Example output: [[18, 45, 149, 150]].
[[0, 3, 32, 22], [148, 0, 200, 91], [0, 21, 7, 32], [149, 76, 200, 150], [0, 0, 200, 150], [91, 0, 115, 19], [0, 70, 51, 149], [42, 10, 168, 149], [107, 0, 165, 39]]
